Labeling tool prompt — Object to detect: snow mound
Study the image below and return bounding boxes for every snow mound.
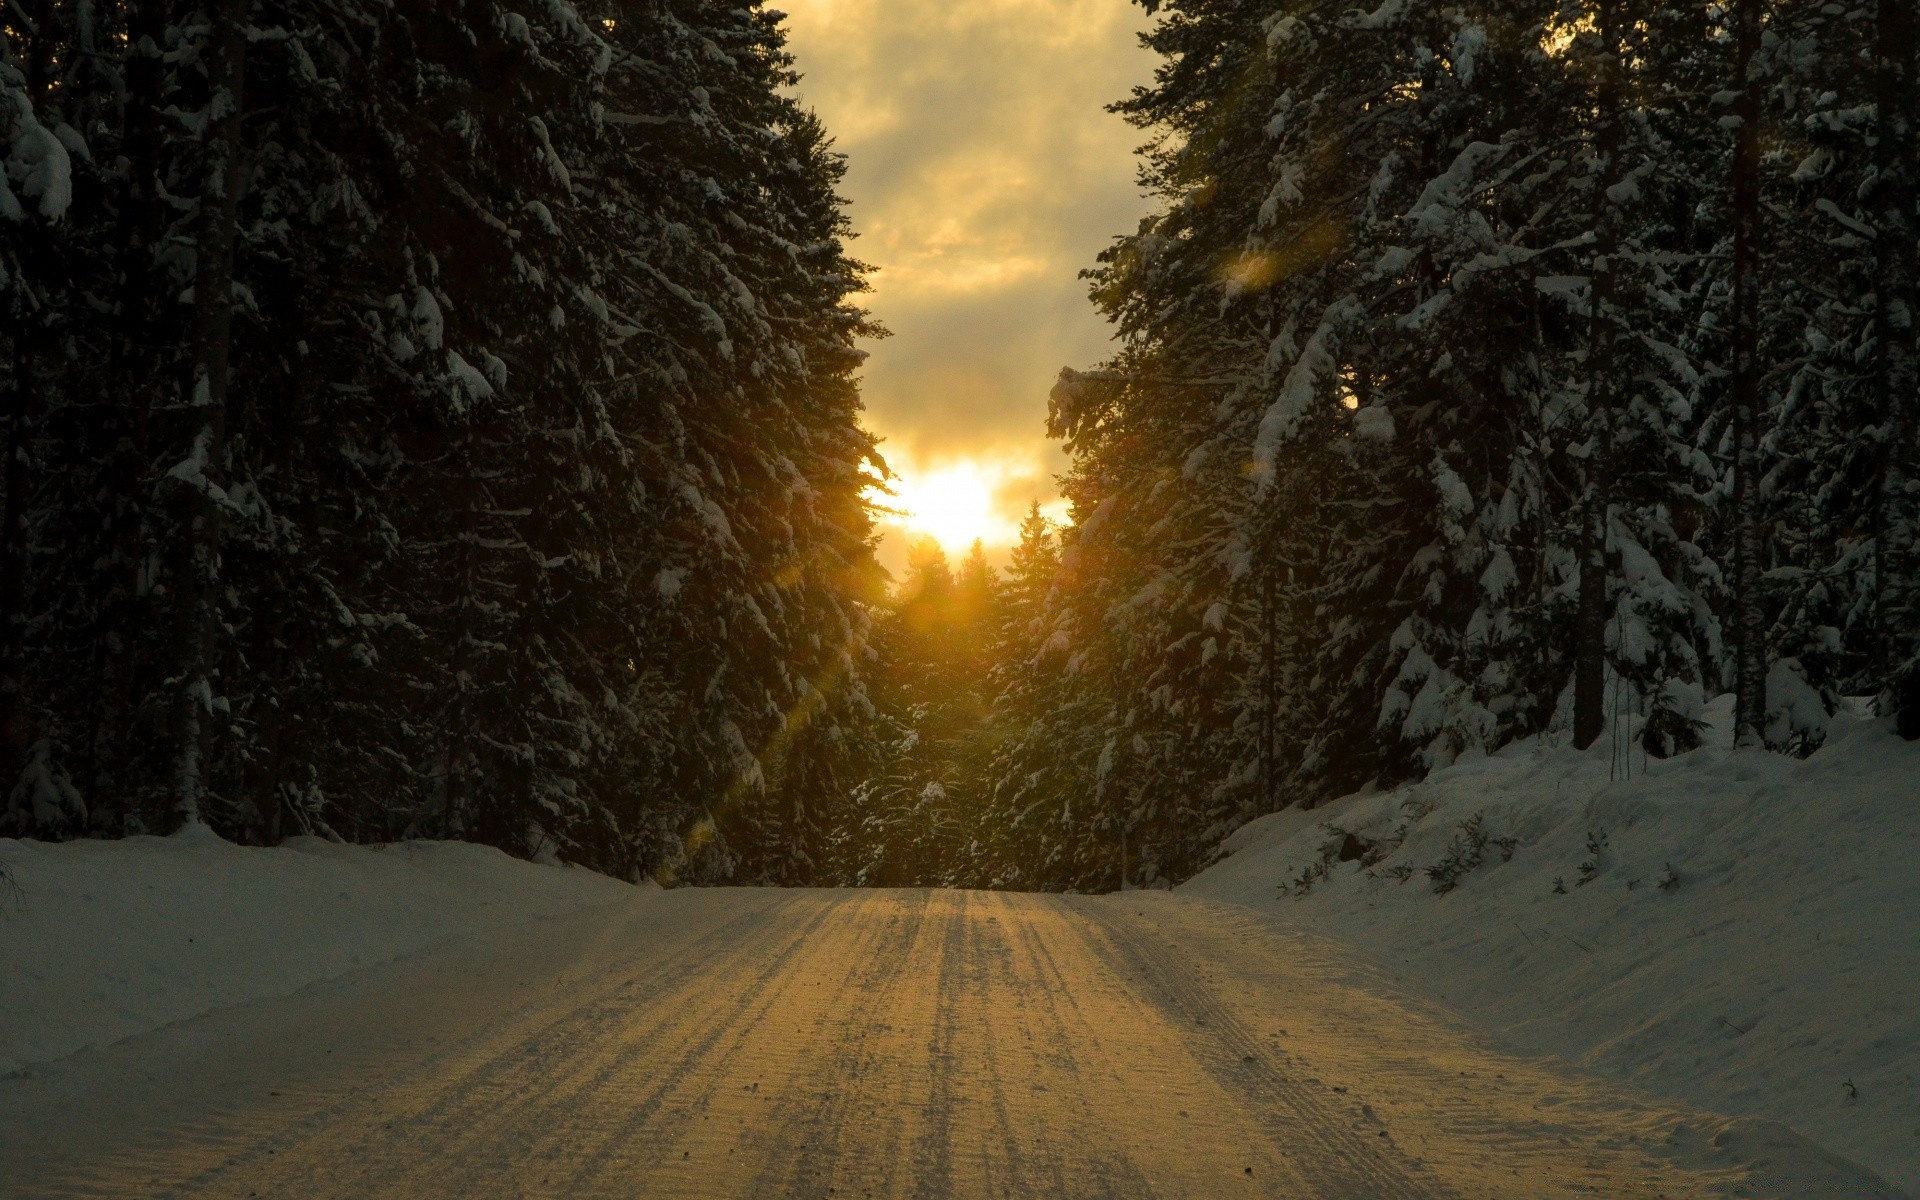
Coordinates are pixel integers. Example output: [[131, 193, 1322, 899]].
[[1183, 696, 1920, 1193], [0, 831, 640, 1076]]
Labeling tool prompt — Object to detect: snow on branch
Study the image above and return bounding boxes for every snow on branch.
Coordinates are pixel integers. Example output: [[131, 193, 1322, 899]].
[[1251, 295, 1362, 485]]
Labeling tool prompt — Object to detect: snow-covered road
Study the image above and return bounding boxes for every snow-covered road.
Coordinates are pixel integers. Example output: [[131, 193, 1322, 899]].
[[5, 887, 1901, 1199]]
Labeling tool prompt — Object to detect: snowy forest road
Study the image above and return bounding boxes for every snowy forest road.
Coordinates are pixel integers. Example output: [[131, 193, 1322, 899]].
[[5, 888, 1896, 1200]]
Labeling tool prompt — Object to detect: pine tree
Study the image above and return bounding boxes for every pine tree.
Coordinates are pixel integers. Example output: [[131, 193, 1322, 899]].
[[957, 0, 1863, 892], [2, 0, 890, 882], [1872, 0, 1919, 737], [1726, 0, 1769, 745]]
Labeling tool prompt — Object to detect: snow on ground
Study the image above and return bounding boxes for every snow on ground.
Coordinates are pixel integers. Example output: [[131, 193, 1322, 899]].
[[1182, 696, 1920, 1192], [0, 827, 639, 1076]]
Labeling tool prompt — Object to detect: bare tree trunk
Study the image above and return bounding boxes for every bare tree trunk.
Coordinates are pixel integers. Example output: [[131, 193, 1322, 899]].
[[1574, 0, 1624, 752], [81, 0, 174, 832], [440, 431, 480, 839], [1729, 0, 1768, 746], [171, 0, 248, 824], [1259, 560, 1276, 810], [1875, 0, 1920, 738], [0, 340, 36, 796]]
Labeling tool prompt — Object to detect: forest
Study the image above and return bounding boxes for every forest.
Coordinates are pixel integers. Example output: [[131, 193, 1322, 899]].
[[0, 0, 891, 884], [4, 0, 1917, 892]]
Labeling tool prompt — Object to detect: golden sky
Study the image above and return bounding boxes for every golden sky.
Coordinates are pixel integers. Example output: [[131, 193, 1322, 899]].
[[778, 0, 1154, 569]]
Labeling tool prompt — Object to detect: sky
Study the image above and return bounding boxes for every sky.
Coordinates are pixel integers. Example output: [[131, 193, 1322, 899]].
[[777, 0, 1157, 573]]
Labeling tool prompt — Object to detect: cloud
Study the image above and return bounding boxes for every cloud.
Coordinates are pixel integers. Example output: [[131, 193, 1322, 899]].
[[780, 0, 1153, 568]]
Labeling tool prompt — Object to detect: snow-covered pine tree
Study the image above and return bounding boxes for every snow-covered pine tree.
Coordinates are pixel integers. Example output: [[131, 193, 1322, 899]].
[[830, 538, 1000, 887], [1870, 0, 1920, 737], [971, 0, 1752, 890], [3, 0, 889, 881], [1, 18, 84, 830], [1759, 0, 1899, 745]]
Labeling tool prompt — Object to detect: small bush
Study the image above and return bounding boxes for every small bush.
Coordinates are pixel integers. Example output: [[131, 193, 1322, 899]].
[[1575, 828, 1609, 886], [1425, 813, 1518, 895], [1285, 856, 1334, 897]]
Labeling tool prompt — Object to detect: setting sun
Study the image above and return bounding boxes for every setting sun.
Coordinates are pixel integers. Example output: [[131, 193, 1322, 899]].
[[874, 461, 1009, 555]]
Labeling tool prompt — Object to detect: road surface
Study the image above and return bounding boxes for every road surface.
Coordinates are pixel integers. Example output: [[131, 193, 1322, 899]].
[[4, 888, 1894, 1198]]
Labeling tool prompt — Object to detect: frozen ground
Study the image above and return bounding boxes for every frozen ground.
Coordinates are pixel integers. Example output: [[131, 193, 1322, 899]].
[[4, 747, 1911, 1199], [1182, 697, 1920, 1194], [3, 880, 1904, 1198], [0, 825, 637, 1075]]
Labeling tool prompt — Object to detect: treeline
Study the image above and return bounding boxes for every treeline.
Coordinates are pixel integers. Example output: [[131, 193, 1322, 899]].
[[826, 521, 1054, 886], [10, 0, 1918, 897], [0, 0, 891, 882], [853, 0, 1920, 892]]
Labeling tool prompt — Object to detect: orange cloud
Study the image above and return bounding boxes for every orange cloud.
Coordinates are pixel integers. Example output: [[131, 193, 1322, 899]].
[[779, 0, 1153, 572]]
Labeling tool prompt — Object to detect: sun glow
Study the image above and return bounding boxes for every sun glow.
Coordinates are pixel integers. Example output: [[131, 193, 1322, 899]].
[[872, 460, 1019, 557]]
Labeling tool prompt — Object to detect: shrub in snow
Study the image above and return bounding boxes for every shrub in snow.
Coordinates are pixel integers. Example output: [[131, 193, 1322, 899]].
[[1764, 658, 1832, 756], [5, 742, 85, 836], [1423, 813, 1517, 895]]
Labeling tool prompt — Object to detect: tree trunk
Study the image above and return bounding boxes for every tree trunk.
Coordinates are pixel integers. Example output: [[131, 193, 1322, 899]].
[[1729, 0, 1768, 746], [0, 340, 36, 797], [1574, 0, 1624, 752], [1, 3, 61, 802], [83, 0, 174, 832], [1876, 0, 1920, 738], [171, 0, 248, 824], [441, 431, 480, 839], [1259, 561, 1276, 810]]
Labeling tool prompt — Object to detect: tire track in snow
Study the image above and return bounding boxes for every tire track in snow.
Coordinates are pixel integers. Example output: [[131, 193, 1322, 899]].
[[10, 888, 1849, 1200], [1067, 897, 1448, 1200], [166, 890, 837, 1198], [738, 889, 935, 1199], [548, 889, 910, 1194], [960, 893, 1138, 1200], [988, 894, 1171, 1199]]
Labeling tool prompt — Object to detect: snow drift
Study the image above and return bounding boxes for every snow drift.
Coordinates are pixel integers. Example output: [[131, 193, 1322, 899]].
[[1183, 696, 1920, 1192], [0, 828, 638, 1076]]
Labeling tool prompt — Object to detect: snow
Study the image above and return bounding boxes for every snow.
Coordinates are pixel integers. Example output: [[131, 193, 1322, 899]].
[[446, 349, 495, 405], [1403, 141, 1502, 238], [411, 285, 446, 349], [1449, 24, 1485, 87], [1256, 161, 1304, 226], [8, 742, 86, 831], [0, 829, 638, 1077], [3, 90, 74, 222], [1182, 696, 1920, 1192], [1815, 197, 1876, 239], [1262, 13, 1301, 50], [1478, 545, 1516, 599], [21, 886, 1880, 1197], [1351, 401, 1394, 441], [1352, 0, 1408, 28], [1252, 295, 1361, 482]]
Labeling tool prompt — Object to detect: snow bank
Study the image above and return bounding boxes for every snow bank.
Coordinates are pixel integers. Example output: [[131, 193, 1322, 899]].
[[1183, 697, 1920, 1192], [0, 828, 639, 1075]]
